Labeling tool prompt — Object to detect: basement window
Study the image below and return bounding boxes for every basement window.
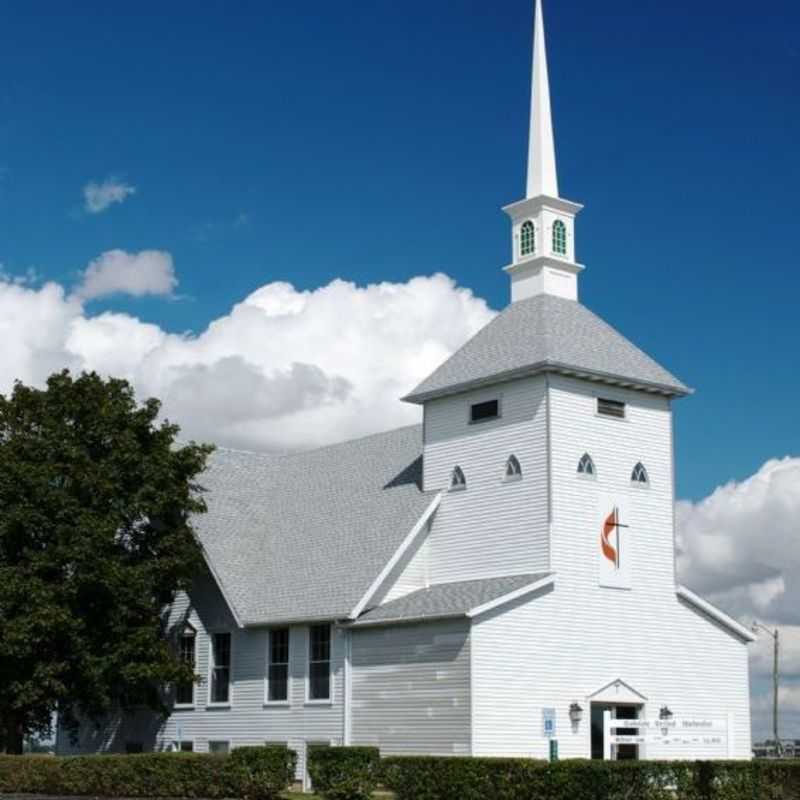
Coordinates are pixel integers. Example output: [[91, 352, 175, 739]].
[[470, 399, 500, 424], [597, 398, 626, 419]]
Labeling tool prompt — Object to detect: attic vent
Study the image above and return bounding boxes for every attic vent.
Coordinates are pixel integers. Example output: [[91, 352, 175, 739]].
[[597, 398, 626, 419], [470, 399, 500, 424]]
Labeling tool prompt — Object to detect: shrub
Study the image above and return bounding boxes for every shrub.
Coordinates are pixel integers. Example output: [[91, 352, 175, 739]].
[[380, 756, 800, 800], [0, 746, 297, 799], [230, 745, 297, 800], [308, 746, 380, 800]]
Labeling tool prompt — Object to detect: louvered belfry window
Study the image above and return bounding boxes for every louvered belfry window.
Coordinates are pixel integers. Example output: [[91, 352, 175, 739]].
[[520, 220, 535, 256], [552, 219, 567, 255]]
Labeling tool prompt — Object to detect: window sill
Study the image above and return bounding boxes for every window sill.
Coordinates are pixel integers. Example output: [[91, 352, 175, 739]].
[[263, 701, 291, 708], [174, 704, 195, 711], [594, 412, 628, 423], [630, 481, 650, 490], [502, 474, 522, 484], [576, 472, 597, 481], [448, 485, 466, 493], [304, 700, 333, 707], [206, 703, 232, 710]]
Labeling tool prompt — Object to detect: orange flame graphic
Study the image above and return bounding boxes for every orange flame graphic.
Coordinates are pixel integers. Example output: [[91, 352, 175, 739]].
[[601, 508, 619, 567]]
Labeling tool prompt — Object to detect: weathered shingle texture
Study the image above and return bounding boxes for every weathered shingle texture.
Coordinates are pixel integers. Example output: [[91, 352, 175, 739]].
[[351, 574, 550, 627], [404, 294, 688, 402], [195, 425, 432, 626]]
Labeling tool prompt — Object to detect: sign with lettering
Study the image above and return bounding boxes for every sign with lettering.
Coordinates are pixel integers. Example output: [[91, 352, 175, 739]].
[[607, 717, 727, 733], [603, 712, 730, 759], [542, 708, 556, 738]]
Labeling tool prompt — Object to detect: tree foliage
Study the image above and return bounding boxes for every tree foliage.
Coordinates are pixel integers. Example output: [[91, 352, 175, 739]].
[[0, 371, 213, 752]]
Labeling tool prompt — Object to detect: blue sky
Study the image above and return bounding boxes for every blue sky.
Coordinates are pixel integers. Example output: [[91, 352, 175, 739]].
[[1, 0, 799, 501], [2, 0, 800, 742]]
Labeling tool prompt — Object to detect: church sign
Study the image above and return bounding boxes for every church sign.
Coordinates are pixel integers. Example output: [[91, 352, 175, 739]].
[[603, 713, 731, 759]]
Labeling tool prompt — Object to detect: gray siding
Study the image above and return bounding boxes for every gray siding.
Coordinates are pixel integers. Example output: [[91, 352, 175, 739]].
[[58, 573, 345, 780], [350, 619, 471, 755]]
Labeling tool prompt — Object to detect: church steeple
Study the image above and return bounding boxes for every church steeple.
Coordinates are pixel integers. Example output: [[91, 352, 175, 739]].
[[503, 0, 584, 304], [527, 0, 558, 199]]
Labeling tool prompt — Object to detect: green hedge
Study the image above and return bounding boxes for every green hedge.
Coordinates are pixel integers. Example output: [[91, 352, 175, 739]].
[[381, 756, 800, 800], [0, 746, 296, 799], [307, 746, 380, 800]]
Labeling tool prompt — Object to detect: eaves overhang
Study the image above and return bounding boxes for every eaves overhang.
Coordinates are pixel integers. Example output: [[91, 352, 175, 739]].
[[402, 361, 693, 405]]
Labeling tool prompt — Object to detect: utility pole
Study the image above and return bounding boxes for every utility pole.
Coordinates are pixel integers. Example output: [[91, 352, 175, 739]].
[[752, 621, 781, 757]]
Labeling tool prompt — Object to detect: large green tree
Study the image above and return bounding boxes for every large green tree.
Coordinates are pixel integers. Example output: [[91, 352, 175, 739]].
[[0, 371, 213, 753]]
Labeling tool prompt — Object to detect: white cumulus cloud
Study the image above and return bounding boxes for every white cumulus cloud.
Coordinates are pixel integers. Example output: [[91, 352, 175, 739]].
[[677, 458, 800, 626], [0, 270, 494, 451], [83, 178, 136, 214], [676, 458, 800, 741], [73, 250, 177, 302]]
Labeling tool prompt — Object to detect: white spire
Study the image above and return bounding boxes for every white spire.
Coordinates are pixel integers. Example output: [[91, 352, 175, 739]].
[[526, 0, 559, 198]]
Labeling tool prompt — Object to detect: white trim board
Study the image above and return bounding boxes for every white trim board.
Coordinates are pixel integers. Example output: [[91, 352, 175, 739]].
[[349, 492, 443, 619], [676, 585, 756, 642], [466, 573, 556, 618]]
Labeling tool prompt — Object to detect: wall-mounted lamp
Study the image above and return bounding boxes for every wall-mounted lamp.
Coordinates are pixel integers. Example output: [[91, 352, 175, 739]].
[[569, 702, 584, 726]]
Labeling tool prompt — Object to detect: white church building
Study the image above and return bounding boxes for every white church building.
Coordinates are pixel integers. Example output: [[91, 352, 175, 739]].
[[58, 0, 754, 776]]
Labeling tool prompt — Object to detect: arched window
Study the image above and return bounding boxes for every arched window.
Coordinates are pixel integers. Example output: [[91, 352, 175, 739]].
[[552, 219, 567, 255], [520, 221, 535, 257], [505, 455, 522, 480], [577, 453, 595, 477], [631, 462, 649, 484], [450, 466, 466, 491]]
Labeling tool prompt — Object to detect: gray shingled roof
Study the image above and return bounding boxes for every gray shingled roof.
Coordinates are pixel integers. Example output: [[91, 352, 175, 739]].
[[350, 574, 551, 627], [195, 425, 433, 626], [404, 294, 689, 403]]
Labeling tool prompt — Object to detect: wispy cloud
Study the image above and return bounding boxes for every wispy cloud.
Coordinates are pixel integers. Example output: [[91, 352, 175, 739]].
[[83, 177, 137, 214]]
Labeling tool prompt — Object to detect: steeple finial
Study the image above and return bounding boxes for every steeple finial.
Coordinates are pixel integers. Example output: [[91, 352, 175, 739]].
[[526, 0, 559, 198]]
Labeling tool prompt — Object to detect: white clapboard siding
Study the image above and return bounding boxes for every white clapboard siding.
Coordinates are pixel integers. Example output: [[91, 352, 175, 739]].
[[350, 619, 471, 755], [471, 584, 751, 759], [470, 377, 751, 760], [58, 575, 345, 781], [423, 376, 549, 582]]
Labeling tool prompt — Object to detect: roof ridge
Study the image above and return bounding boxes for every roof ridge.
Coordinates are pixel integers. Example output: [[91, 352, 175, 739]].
[[280, 422, 422, 460], [203, 423, 423, 464]]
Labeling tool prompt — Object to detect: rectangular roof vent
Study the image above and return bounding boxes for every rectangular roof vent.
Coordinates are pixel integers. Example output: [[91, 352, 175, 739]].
[[470, 399, 500, 424], [597, 398, 626, 419]]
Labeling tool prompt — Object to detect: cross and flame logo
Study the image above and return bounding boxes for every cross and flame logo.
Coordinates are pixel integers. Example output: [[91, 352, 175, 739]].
[[601, 507, 628, 569]]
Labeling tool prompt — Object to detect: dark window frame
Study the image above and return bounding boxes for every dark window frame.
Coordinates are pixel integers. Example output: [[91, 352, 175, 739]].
[[210, 632, 232, 705], [176, 628, 196, 706], [267, 628, 290, 703], [308, 624, 331, 702]]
